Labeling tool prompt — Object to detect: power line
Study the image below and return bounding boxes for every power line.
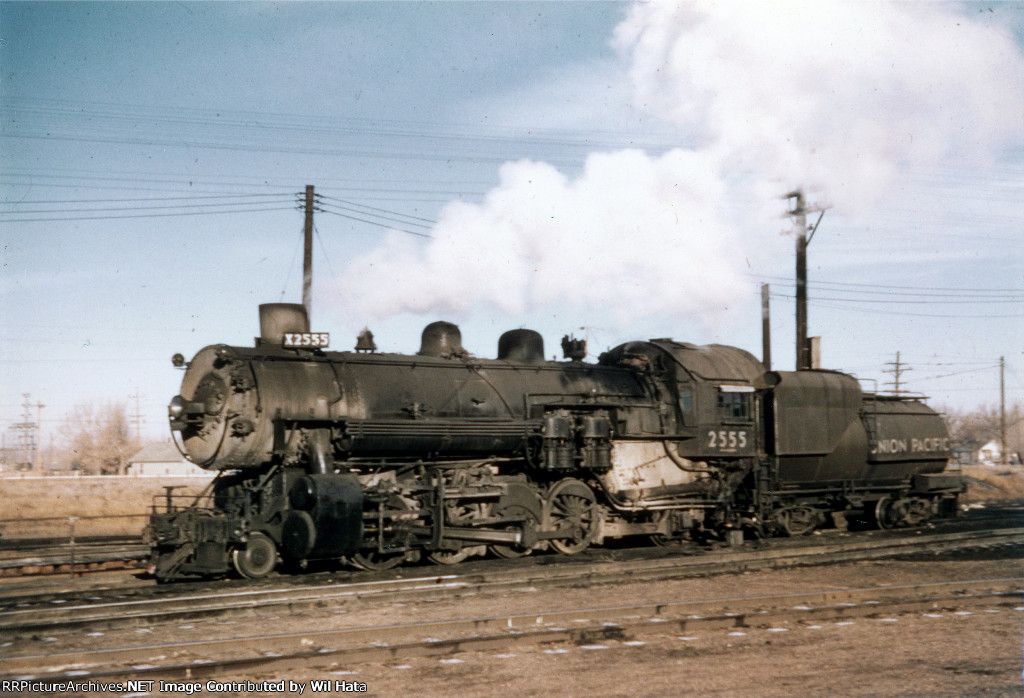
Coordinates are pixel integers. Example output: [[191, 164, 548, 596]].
[[2, 96, 684, 154], [768, 292, 1023, 319], [317, 206, 434, 239], [752, 275, 1022, 298], [1, 199, 295, 216], [919, 365, 1004, 381], [770, 293, 1021, 305], [2, 192, 293, 205], [0, 206, 295, 223], [316, 202, 434, 231], [317, 194, 438, 226]]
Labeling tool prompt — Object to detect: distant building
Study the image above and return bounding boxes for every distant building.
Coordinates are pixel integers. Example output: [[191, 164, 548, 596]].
[[975, 439, 1002, 465], [951, 441, 976, 466], [126, 443, 211, 477]]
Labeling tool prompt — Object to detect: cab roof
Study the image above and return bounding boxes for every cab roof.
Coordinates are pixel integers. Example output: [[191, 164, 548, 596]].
[[600, 340, 765, 383]]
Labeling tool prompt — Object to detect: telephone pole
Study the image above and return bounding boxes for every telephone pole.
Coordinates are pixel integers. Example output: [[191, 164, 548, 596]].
[[1000, 356, 1007, 466], [13, 393, 38, 470], [302, 185, 315, 323], [785, 191, 825, 371], [129, 387, 145, 442], [761, 283, 772, 371], [789, 192, 809, 370], [34, 399, 44, 471], [883, 352, 912, 395]]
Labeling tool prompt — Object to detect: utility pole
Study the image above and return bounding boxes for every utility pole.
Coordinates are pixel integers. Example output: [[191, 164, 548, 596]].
[[34, 399, 44, 471], [302, 184, 315, 323], [883, 352, 911, 395], [761, 283, 772, 371], [791, 192, 809, 371], [1000, 356, 1007, 466], [129, 388, 144, 442], [14, 393, 37, 470], [785, 190, 826, 371]]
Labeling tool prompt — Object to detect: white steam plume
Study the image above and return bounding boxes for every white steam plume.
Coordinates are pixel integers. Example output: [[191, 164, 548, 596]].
[[337, 148, 753, 327], [333, 2, 1024, 332]]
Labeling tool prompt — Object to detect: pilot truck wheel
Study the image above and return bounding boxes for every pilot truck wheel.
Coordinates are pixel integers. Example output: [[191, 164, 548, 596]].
[[231, 532, 278, 579]]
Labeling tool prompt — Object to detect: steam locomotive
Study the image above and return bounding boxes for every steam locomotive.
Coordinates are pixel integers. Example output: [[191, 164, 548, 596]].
[[146, 303, 962, 582]]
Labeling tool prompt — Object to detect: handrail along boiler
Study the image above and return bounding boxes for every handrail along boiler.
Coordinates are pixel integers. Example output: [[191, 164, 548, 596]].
[[146, 304, 962, 581]]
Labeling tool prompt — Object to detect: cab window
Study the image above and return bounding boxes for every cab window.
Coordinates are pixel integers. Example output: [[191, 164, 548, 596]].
[[678, 386, 693, 413], [717, 391, 751, 420]]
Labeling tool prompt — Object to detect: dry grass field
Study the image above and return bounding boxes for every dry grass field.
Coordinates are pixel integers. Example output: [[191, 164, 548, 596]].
[[0, 475, 213, 539], [958, 463, 1024, 501]]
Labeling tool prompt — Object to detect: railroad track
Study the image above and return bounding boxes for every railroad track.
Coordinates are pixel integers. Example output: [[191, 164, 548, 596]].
[[0, 500, 1017, 580], [2, 577, 1019, 682], [1, 526, 1019, 638], [0, 540, 148, 578]]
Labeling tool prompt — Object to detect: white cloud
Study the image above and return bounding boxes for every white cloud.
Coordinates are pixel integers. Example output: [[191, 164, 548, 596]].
[[613, 1, 1024, 212]]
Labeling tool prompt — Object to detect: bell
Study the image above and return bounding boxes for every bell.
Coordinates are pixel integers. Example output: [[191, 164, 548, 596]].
[[561, 335, 587, 361], [355, 328, 377, 353]]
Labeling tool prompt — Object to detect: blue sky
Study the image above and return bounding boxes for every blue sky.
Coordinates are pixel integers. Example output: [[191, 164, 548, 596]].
[[2, 1, 1022, 445]]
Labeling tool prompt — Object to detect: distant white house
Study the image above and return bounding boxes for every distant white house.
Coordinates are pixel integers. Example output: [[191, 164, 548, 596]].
[[126, 443, 211, 477], [975, 440, 1002, 464], [973, 439, 1019, 466]]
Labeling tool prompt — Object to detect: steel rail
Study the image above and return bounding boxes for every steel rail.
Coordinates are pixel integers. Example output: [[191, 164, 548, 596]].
[[2, 578, 1019, 681], [0, 544, 149, 577], [1, 526, 1020, 637]]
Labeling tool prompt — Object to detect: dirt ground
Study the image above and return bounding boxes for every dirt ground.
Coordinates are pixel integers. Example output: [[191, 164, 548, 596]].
[[300, 608, 1020, 697], [17, 545, 1021, 698], [213, 551, 1024, 697], [2, 468, 1020, 696]]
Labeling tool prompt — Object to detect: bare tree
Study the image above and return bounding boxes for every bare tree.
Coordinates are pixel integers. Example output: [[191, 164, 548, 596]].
[[942, 403, 1023, 463], [58, 402, 141, 475]]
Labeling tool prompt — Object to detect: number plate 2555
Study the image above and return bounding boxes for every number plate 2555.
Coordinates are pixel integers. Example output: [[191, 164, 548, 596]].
[[283, 332, 330, 348], [707, 429, 749, 452]]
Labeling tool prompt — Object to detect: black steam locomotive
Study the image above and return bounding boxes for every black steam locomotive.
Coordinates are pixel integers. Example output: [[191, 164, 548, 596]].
[[146, 303, 962, 582]]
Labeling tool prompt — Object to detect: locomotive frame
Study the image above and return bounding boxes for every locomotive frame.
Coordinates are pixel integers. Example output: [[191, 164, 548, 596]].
[[146, 304, 962, 582]]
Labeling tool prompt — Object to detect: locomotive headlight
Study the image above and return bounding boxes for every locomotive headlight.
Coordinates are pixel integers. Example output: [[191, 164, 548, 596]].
[[168, 395, 187, 430]]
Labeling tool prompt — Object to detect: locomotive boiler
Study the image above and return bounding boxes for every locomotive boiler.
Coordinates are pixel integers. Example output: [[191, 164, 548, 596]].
[[146, 303, 962, 582]]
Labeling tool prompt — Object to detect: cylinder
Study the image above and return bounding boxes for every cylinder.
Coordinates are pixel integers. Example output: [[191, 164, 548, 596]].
[[282, 473, 363, 560]]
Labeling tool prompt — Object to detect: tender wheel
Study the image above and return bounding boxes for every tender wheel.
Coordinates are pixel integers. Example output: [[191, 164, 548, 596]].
[[546, 479, 600, 555], [350, 549, 407, 571], [774, 506, 820, 536], [897, 497, 932, 527], [874, 497, 931, 529], [231, 532, 278, 579], [872, 498, 897, 529]]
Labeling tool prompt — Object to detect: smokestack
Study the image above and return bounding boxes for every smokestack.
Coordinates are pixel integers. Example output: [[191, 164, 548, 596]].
[[259, 303, 310, 345]]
